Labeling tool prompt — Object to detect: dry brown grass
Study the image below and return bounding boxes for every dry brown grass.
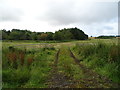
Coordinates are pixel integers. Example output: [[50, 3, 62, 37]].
[[7, 52, 17, 63], [18, 51, 25, 66], [27, 57, 33, 66]]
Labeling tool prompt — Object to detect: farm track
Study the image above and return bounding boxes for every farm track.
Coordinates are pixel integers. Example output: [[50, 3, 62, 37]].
[[48, 49, 76, 88], [47, 48, 120, 88], [69, 49, 120, 88], [54, 49, 60, 66]]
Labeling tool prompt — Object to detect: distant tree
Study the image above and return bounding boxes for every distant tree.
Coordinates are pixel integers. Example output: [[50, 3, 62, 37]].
[[68, 27, 88, 40], [9, 31, 20, 40], [63, 30, 73, 40], [1, 27, 88, 41], [53, 27, 88, 40], [24, 32, 31, 40], [46, 32, 53, 40], [97, 35, 115, 39], [40, 33, 48, 40], [30, 32, 37, 40], [53, 31, 63, 40], [2, 29, 9, 40]]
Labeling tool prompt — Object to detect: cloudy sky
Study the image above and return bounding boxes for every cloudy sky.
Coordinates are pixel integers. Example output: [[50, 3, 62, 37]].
[[0, 0, 119, 36]]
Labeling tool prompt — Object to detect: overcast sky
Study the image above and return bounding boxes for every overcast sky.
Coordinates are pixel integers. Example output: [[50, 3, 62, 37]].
[[0, 0, 119, 36]]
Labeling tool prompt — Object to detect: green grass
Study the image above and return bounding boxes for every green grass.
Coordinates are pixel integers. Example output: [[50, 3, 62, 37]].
[[72, 41, 120, 83], [2, 39, 118, 51], [58, 47, 84, 80], [2, 46, 56, 88], [2, 38, 119, 88]]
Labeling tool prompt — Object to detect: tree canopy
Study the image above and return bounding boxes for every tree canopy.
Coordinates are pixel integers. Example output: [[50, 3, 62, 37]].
[[1, 27, 88, 40]]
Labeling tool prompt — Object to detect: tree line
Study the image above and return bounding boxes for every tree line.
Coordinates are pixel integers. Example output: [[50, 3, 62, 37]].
[[96, 35, 118, 39], [0, 27, 88, 40]]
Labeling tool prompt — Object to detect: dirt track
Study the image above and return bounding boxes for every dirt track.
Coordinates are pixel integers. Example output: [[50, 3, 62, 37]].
[[47, 49, 74, 88], [47, 48, 120, 88]]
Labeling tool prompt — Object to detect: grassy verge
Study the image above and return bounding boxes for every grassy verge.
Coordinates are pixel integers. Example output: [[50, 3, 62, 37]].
[[72, 41, 120, 83]]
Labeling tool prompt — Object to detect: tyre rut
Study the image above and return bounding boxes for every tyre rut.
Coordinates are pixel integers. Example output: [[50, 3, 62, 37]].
[[47, 49, 73, 88]]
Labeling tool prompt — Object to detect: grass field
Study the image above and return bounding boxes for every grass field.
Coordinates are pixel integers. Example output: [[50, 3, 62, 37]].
[[72, 40, 120, 83], [2, 38, 120, 88]]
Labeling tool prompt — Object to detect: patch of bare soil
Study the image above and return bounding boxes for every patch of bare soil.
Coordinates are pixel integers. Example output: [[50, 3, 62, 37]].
[[48, 68, 74, 88]]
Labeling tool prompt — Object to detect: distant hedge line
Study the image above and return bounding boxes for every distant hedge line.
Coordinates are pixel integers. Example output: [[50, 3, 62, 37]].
[[96, 36, 116, 39]]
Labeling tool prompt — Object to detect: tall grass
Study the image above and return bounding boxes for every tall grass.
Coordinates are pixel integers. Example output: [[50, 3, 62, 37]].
[[2, 46, 56, 88], [72, 42, 120, 83]]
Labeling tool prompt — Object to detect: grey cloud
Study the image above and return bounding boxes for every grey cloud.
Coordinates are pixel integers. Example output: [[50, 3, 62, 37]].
[[0, 2, 23, 22], [38, 1, 117, 25], [103, 26, 113, 30]]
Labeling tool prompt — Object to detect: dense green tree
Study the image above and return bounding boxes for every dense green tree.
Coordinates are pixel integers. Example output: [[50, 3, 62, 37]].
[[30, 32, 37, 40], [9, 31, 20, 40], [53, 31, 63, 40], [53, 27, 88, 40], [46, 32, 53, 40], [1, 29, 9, 40]]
